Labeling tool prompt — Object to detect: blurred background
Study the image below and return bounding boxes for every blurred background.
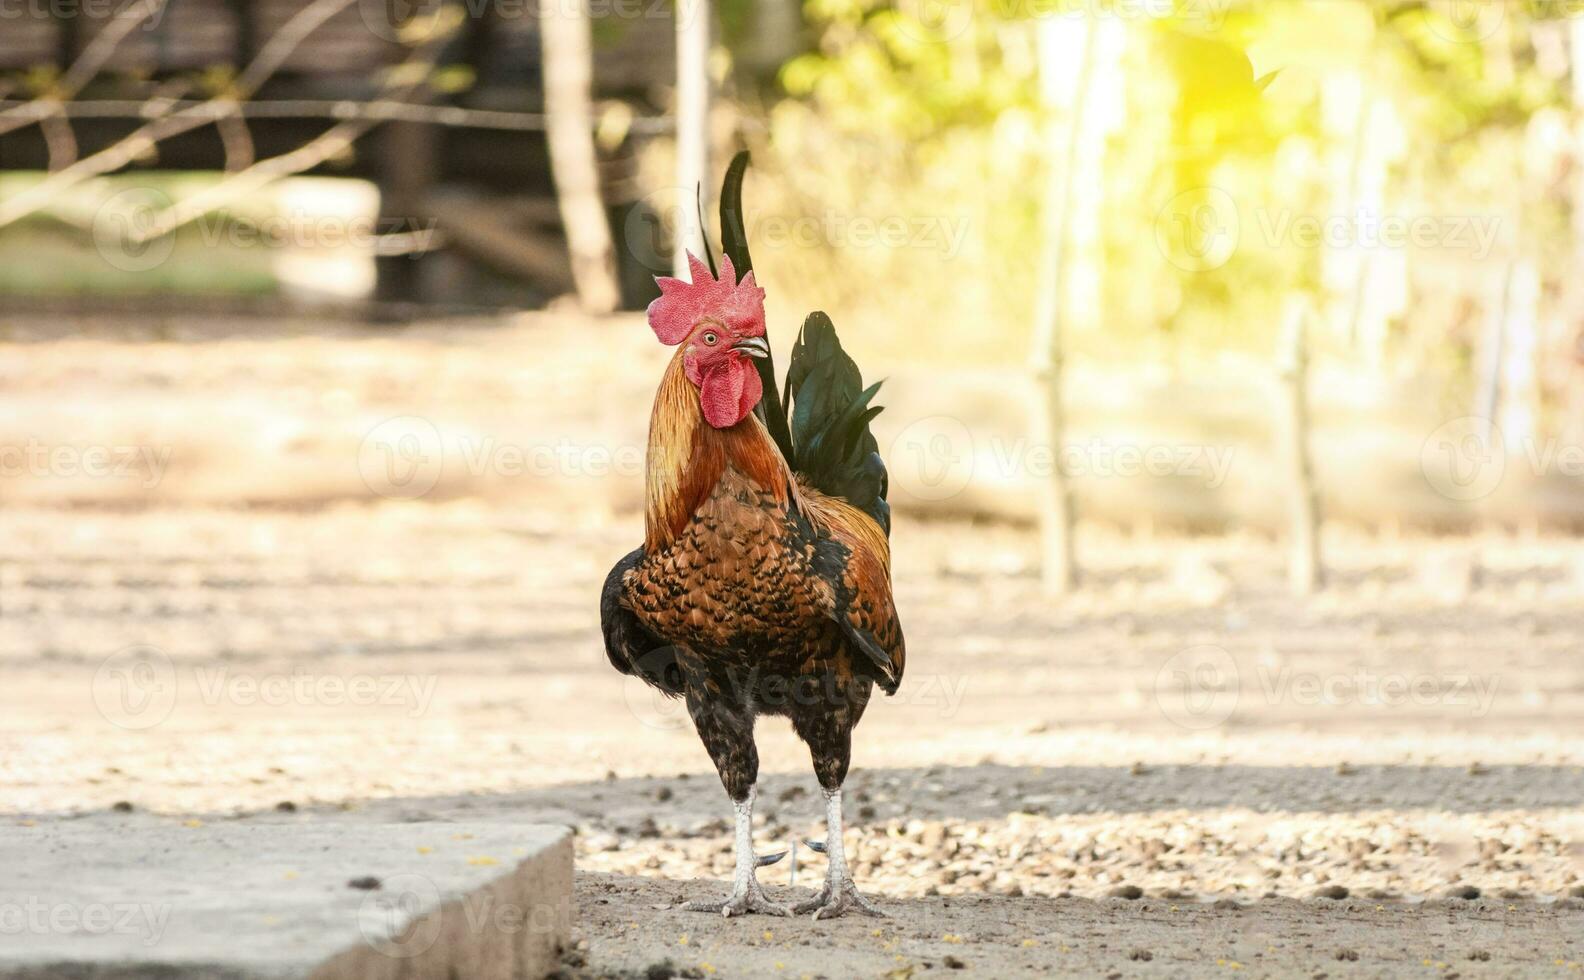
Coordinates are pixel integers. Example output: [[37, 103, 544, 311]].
[[3, 0, 1584, 968], [3, 0, 1584, 531]]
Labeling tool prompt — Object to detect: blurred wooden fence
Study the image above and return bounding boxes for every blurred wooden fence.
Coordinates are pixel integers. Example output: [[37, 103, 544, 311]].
[[0, 0, 679, 308]]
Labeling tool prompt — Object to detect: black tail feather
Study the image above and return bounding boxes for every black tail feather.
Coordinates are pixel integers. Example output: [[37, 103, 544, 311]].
[[695, 183, 718, 279], [719, 151, 796, 467], [784, 312, 892, 536], [717, 154, 887, 532], [719, 152, 753, 280]]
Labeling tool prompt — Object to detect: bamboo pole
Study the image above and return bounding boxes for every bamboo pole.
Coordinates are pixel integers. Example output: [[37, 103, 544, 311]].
[[1028, 16, 1096, 595], [1278, 297, 1322, 595], [673, 0, 711, 277], [1475, 259, 1515, 427], [540, 0, 621, 313]]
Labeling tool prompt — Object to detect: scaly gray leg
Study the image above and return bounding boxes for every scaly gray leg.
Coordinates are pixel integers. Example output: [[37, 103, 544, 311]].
[[795, 788, 884, 919], [681, 786, 791, 917]]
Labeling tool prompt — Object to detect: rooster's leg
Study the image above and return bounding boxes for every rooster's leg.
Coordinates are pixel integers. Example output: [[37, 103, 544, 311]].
[[794, 787, 885, 919], [680, 784, 791, 917], [680, 690, 790, 917]]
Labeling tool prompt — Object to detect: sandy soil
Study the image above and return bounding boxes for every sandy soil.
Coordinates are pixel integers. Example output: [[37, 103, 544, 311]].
[[4, 318, 1584, 976], [571, 873, 1584, 979]]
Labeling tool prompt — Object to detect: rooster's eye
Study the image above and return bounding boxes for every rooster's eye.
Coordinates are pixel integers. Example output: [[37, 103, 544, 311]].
[[702, 331, 719, 346]]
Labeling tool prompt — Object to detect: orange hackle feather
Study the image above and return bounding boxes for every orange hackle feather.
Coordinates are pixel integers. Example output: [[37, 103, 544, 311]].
[[644, 350, 794, 553]]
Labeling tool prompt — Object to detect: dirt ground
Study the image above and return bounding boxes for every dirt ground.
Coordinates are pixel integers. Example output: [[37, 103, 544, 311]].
[[3, 317, 1584, 976], [4, 505, 1583, 977], [573, 874, 1584, 979]]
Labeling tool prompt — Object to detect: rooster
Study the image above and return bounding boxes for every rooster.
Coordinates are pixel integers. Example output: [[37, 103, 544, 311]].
[[601, 153, 904, 919]]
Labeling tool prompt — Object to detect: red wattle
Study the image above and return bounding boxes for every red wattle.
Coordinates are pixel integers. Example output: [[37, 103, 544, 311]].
[[698, 357, 763, 428]]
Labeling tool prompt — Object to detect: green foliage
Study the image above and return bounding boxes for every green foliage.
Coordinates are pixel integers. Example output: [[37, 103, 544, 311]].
[[756, 0, 1579, 375]]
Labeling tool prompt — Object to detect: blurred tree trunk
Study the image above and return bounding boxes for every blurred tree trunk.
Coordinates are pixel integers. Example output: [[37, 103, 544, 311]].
[[1324, 78, 1398, 373], [1279, 297, 1322, 595], [1477, 258, 1540, 451], [673, 0, 711, 277], [1568, 19, 1584, 446], [541, 0, 620, 313], [374, 120, 438, 307], [740, 0, 798, 80], [1028, 17, 1097, 596]]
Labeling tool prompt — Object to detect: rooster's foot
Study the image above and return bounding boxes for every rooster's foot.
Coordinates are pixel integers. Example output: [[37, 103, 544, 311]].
[[794, 877, 885, 920], [682, 881, 791, 918]]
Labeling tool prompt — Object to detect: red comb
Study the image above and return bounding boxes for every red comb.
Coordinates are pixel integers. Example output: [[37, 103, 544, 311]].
[[646, 252, 766, 346]]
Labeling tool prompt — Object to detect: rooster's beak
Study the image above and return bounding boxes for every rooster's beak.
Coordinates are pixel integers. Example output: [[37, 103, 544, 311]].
[[732, 336, 770, 359]]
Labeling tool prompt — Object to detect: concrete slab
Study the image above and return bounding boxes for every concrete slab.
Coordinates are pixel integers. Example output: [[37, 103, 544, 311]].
[[0, 822, 572, 980]]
